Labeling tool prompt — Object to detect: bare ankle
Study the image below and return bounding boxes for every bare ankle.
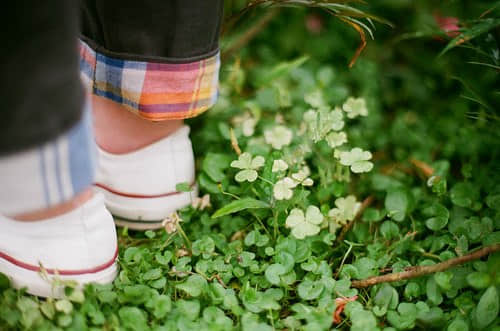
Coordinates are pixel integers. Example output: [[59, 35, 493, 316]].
[[11, 189, 94, 221], [92, 96, 183, 154]]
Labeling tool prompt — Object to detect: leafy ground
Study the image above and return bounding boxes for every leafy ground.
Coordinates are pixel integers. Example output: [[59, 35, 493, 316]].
[[1, 1, 500, 330]]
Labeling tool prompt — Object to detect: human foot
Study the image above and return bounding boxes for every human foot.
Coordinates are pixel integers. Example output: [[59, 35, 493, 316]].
[[94, 126, 197, 229], [92, 96, 197, 230], [0, 193, 118, 297]]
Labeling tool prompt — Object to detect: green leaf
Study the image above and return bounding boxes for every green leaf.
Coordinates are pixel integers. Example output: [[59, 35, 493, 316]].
[[385, 189, 409, 222], [0, 273, 10, 291], [212, 198, 270, 218], [434, 271, 453, 291], [486, 194, 500, 211], [423, 203, 450, 231], [55, 299, 73, 314], [297, 280, 324, 300], [40, 301, 55, 320], [143, 268, 162, 281], [450, 182, 478, 208], [440, 18, 500, 56], [151, 295, 172, 319], [118, 307, 148, 330], [353, 257, 378, 279], [475, 286, 499, 329], [202, 153, 232, 182], [380, 221, 400, 240], [265, 264, 286, 285], [176, 182, 193, 192], [447, 318, 469, 331], [256, 56, 309, 86], [426, 277, 443, 305], [387, 303, 417, 329], [466, 272, 491, 289], [176, 274, 208, 297], [350, 309, 378, 331]]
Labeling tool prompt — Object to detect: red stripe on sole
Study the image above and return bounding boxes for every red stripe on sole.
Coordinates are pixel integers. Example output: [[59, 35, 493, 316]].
[[94, 182, 195, 199], [0, 246, 118, 276]]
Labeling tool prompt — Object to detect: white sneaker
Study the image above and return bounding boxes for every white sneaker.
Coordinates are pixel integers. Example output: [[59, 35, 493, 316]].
[[0, 193, 118, 298], [94, 125, 197, 230]]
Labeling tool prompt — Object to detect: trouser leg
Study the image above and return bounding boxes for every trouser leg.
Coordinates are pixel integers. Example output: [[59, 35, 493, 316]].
[[0, 1, 95, 215], [79, 0, 224, 121]]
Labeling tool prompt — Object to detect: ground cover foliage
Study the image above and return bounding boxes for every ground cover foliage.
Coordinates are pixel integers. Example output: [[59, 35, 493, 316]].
[[1, 1, 500, 330]]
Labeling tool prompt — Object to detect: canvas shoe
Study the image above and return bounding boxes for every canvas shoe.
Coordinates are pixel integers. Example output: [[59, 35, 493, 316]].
[[94, 125, 197, 230], [0, 193, 118, 298]]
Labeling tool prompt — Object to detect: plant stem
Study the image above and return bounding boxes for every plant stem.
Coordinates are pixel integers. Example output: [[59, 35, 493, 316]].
[[258, 176, 275, 186], [176, 222, 192, 250], [351, 244, 500, 288], [335, 242, 353, 278]]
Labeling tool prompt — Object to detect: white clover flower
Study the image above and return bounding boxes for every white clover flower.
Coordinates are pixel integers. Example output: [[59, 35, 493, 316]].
[[273, 177, 297, 200], [291, 166, 314, 186], [230, 152, 265, 182], [342, 97, 368, 119], [272, 159, 289, 173], [264, 125, 293, 150], [328, 195, 361, 232], [339, 147, 373, 173], [325, 131, 347, 148], [285, 206, 324, 239]]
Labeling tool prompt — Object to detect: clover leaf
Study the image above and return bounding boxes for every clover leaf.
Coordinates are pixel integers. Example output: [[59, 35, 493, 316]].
[[339, 148, 373, 173], [273, 177, 297, 200], [272, 159, 289, 172], [264, 125, 293, 150], [291, 166, 314, 186], [231, 152, 265, 182], [326, 131, 347, 148], [286, 206, 324, 239], [328, 195, 361, 232], [342, 97, 368, 118]]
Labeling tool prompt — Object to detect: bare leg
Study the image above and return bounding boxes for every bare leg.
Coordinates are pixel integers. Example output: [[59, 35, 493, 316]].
[[92, 96, 183, 154]]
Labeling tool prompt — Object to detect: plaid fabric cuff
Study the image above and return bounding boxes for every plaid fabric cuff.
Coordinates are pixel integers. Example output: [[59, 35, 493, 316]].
[[79, 40, 220, 121]]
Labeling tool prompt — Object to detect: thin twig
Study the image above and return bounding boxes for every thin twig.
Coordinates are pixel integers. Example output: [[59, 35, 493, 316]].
[[337, 16, 367, 68], [222, 9, 280, 61], [230, 128, 242, 155], [336, 195, 375, 243], [410, 158, 434, 178], [351, 244, 500, 288]]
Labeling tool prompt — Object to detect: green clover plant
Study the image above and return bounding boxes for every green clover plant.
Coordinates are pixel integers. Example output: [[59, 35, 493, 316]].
[[230, 152, 265, 182], [285, 206, 324, 239]]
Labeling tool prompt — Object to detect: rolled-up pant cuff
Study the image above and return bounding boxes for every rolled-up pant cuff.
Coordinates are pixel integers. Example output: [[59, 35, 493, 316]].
[[79, 39, 220, 121], [0, 105, 95, 216]]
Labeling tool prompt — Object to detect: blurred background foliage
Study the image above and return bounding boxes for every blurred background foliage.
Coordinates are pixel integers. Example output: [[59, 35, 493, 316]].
[[213, 0, 499, 194]]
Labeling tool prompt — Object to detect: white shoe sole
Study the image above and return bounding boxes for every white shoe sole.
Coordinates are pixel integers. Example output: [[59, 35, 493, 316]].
[[94, 184, 198, 230], [0, 250, 118, 298]]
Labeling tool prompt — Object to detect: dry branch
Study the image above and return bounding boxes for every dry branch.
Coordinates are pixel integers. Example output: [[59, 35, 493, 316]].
[[351, 244, 500, 288]]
